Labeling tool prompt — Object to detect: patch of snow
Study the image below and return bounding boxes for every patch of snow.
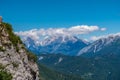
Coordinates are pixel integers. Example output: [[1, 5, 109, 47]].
[[39, 56, 44, 60], [58, 57, 63, 63], [77, 46, 91, 56], [93, 45, 97, 53], [51, 43, 62, 53], [54, 57, 63, 65]]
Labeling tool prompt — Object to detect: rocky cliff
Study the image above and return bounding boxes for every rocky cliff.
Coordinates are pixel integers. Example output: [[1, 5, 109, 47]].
[[0, 23, 39, 80]]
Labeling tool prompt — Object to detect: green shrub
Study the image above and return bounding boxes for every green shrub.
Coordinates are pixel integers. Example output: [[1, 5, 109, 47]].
[[0, 64, 5, 69], [12, 62, 19, 68], [2, 23, 23, 52], [26, 50, 37, 62], [0, 64, 12, 80], [3, 43, 12, 47], [16, 47, 19, 52], [0, 70, 12, 80], [0, 46, 5, 52], [4, 23, 22, 45]]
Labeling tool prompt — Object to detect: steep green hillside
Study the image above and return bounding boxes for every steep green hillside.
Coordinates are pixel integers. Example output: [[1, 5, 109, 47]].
[[38, 54, 120, 80], [38, 63, 83, 80]]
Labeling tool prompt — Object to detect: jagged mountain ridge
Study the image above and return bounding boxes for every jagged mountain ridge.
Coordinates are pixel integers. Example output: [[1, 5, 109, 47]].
[[22, 29, 120, 57], [78, 34, 120, 57], [23, 35, 88, 55], [0, 23, 39, 80]]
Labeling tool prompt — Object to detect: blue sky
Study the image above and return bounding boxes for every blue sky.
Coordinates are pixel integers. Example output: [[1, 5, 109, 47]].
[[0, 0, 120, 40]]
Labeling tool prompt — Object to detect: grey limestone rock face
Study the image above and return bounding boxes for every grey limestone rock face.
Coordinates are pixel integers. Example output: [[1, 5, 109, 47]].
[[0, 23, 40, 80]]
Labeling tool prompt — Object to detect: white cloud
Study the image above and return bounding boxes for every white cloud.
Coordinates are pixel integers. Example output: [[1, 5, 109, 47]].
[[101, 28, 106, 31], [68, 25, 99, 35], [16, 25, 106, 42]]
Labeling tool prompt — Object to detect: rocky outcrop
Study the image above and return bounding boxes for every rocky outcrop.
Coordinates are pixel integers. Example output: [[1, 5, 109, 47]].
[[0, 23, 39, 80]]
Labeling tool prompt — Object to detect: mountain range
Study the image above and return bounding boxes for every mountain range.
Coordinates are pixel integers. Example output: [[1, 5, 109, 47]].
[[35, 33, 120, 80], [23, 35, 88, 55], [19, 30, 120, 80], [21, 32, 120, 57], [78, 34, 120, 57]]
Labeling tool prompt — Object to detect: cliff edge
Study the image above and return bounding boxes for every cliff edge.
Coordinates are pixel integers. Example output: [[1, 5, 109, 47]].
[[0, 23, 39, 80]]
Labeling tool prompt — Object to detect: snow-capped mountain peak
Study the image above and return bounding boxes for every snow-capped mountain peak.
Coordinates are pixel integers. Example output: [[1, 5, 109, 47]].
[[78, 33, 120, 56], [42, 35, 79, 45], [22, 35, 88, 55]]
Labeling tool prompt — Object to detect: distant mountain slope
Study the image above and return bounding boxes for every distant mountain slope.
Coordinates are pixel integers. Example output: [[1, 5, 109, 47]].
[[78, 34, 120, 57], [23, 35, 88, 55], [38, 54, 120, 80], [38, 63, 83, 80], [38, 34, 120, 80]]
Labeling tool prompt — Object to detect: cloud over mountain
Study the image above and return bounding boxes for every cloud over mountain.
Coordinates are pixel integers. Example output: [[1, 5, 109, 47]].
[[16, 25, 106, 41]]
